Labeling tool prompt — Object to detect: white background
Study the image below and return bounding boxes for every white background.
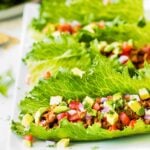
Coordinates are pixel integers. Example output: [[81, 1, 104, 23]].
[[0, 17, 22, 150]]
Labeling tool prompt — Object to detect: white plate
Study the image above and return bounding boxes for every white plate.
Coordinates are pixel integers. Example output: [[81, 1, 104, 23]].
[[0, 3, 27, 20], [0, 1, 39, 20], [8, 3, 150, 150]]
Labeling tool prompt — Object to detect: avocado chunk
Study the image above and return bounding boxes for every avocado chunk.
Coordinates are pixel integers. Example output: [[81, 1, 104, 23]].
[[105, 111, 118, 125], [42, 23, 55, 34], [56, 138, 70, 148], [104, 99, 113, 110], [34, 107, 49, 124], [24, 139, 32, 147], [21, 114, 33, 128], [50, 96, 63, 105], [98, 41, 108, 51], [139, 88, 150, 100], [128, 101, 145, 116], [71, 67, 85, 78], [87, 109, 97, 117], [53, 106, 69, 114], [104, 45, 114, 53], [83, 96, 94, 108], [113, 93, 122, 101]]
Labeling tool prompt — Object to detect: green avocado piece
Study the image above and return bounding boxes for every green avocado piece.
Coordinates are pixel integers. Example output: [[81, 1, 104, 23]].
[[139, 88, 150, 100], [34, 107, 49, 124], [56, 138, 70, 148], [21, 114, 33, 128], [104, 45, 114, 53], [105, 111, 118, 125], [138, 107, 145, 116], [128, 101, 145, 116], [113, 93, 122, 101], [53, 106, 69, 114], [87, 109, 97, 117], [83, 96, 94, 108]]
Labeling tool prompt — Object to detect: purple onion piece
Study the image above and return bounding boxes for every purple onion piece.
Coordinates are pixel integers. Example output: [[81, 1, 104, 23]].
[[101, 106, 110, 113], [85, 114, 92, 120], [144, 115, 150, 120], [101, 97, 108, 103], [68, 110, 77, 115], [79, 103, 85, 112]]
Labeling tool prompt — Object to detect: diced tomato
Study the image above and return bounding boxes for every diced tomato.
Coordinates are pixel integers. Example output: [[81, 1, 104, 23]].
[[24, 135, 33, 142], [68, 112, 80, 121], [98, 21, 105, 29], [57, 112, 68, 121], [93, 102, 100, 110], [119, 112, 130, 126], [69, 101, 81, 110], [109, 125, 118, 131], [71, 25, 81, 34], [43, 71, 51, 79], [129, 120, 136, 128], [122, 42, 133, 56], [57, 24, 73, 34]]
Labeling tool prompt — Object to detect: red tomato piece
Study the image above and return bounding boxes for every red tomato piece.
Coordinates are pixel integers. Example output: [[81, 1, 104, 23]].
[[69, 101, 81, 110], [98, 21, 105, 29], [71, 25, 81, 34], [122, 42, 133, 56], [43, 71, 51, 79], [57, 112, 68, 121], [24, 135, 33, 141], [93, 102, 100, 110], [119, 112, 130, 126], [129, 119, 136, 128], [57, 24, 73, 33], [109, 125, 118, 131]]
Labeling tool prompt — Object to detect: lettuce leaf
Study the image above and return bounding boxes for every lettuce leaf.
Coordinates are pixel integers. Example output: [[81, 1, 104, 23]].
[[24, 35, 92, 84], [12, 119, 150, 141], [0, 71, 14, 96], [32, 0, 143, 30], [19, 54, 150, 115], [12, 54, 150, 141], [78, 22, 150, 47]]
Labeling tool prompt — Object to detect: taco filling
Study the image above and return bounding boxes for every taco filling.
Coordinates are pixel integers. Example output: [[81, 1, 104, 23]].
[[21, 88, 150, 132]]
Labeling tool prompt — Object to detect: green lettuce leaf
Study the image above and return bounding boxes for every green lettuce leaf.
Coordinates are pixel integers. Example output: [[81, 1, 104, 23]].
[[32, 0, 143, 30], [12, 119, 150, 141], [19, 54, 150, 115], [137, 63, 150, 79], [78, 22, 150, 47], [0, 71, 14, 96], [24, 35, 92, 84]]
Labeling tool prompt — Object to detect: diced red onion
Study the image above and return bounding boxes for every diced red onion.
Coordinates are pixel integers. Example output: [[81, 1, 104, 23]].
[[101, 97, 108, 103], [79, 103, 85, 112], [144, 115, 150, 120], [85, 114, 92, 120], [119, 55, 129, 64], [101, 107, 110, 113], [68, 110, 77, 115], [71, 20, 80, 27], [130, 95, 140, 101]]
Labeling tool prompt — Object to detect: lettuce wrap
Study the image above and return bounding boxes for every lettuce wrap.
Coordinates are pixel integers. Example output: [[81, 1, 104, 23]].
[[32, 0, 143, 31], [12, 55, 150, 141]]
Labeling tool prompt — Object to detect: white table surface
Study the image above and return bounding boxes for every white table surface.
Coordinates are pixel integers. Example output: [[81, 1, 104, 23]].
[[0, 17, 22, 150]]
